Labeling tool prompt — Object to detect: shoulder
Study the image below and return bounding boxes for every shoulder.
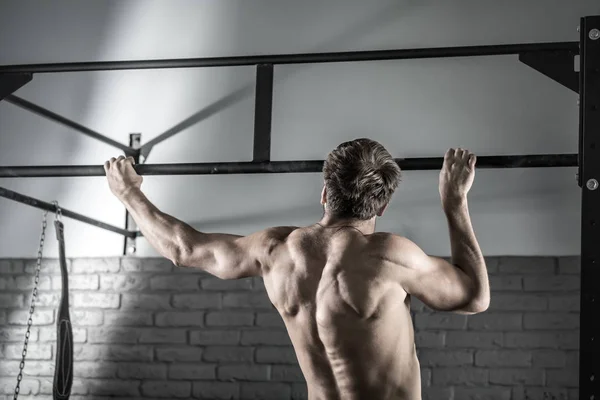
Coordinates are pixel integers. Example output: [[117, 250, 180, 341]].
[[367, 232, 426, 270]]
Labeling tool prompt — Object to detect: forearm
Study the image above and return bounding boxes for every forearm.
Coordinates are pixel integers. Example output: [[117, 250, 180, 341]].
[[444, 197, 490, 309], [120, 188, 195, 264]]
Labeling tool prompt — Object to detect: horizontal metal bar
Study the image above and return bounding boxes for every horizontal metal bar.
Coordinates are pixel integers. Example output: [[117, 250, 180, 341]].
[[4, 95, 136, 156], [0, 154, 578, 177], [0, 42, 578, 73], [0, 187, 135, 237]]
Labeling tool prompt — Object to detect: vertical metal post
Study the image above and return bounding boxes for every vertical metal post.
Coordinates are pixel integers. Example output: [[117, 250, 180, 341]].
[[253, 64, 274, 162], [123, 133, 141, 255], [579, 15, 600, 399]]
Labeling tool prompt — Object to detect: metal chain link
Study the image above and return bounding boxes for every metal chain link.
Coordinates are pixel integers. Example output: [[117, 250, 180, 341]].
[[13, 206, 54, 399]]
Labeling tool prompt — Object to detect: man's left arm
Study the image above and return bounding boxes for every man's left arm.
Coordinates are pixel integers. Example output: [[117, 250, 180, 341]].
[[105, 156, 294, 279]]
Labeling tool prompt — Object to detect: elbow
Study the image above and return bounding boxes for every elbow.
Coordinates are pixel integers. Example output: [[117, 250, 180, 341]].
[[466, 296, 490, 314]]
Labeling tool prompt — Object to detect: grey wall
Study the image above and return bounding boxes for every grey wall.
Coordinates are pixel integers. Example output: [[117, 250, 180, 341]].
[[0, 256, 580, 399], [1, 0, 599, 259]]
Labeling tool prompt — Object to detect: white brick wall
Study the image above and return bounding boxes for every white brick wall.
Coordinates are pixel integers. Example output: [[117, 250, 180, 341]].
[[0, 257, 580, 400]]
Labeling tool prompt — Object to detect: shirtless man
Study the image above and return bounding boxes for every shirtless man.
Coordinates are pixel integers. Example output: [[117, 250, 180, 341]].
[[105, 138, 490, 400]]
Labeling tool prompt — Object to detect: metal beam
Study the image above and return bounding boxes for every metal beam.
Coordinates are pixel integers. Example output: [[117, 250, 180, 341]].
[[519, 50, 579, 93], [0, 154, 578, 178], [578, 15, 600, 399], [0, 73, 32, 100], [0, 42, 578, 74], [4, 95, 137, 156], [253, 64, 274, 162], [0, 187, 135, 237]]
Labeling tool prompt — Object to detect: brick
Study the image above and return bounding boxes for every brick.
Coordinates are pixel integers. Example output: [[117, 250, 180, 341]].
[[75, 344, 153, 361], [523, 276, 579, 292], [206, 311, 254, 326], [223, 293, 273, 309], [0, 327, 38, 342], [422, 387, 453, 400], [8, 309, 54, 325], [54, 274, 98, 290], [549, 295, 580, 311], [140, 381, 191, 398], [272, 365, 306, 382], [0, 377, 39, 395], [151, 275, 200, 290], [566, 351, 579, 368], [72, 258, 119, 273], [419, 350, 473, 367], [256, 347, 298, 364], [489, 294, 547, 311], [547, 369, 579, 387], [484, 257, 500, 274], [13, 360, 54, 376], [202, 277, 253, 290], [252, 277, 266, 291], [532, 350, 566, 368], [414, 313, 467, 330], [168, 364, 216, 380], [172, 293, 221, 309], [489, 275, 522, 291], [32, 292, 60, 307], [204, 346, 254, 362], [558, 257, 580, 274], [193, 382, 240, 399], [0, 259, 24, 274], [512, 387, 569, 400], [454, 387, 511, 400], [467, 313, 522, 331], [156, 346, 203, 362], [410, 297, 427, 312], [75, 361, 118, 378], [0, 293, 23, 308], [2, 343, 52, 360], [489, 368, 544, 385], [25, 259, 64, 274], [117, 363, 168, 379], [256, 312, 285, 328], [0, 311, 5, 325], [415, 331, 445, 348], [218, 364, 269, 381], [498, 257, 555, 274], [155, 311, 204, 327], [568, 388, 579, 399], [87, 326, 137, 344], [138, 328, 187, 344], [421, 368, 432, 386], [292, 383, 308, 400], [241, 330, 291, 346], [122, 257, 174, 272], [72, 292, 119, 308], [190, 330, 240, 345], [15, 275, 52, 290], [104, 310, 153, 326], [446, 332, 503, 348], [475, 350, 531, 367], [38, 327, 86, 343], [505, 332, 579, 349], [70, 310, 103, 326], [100, 274, 150, 291], [432, 368, 488, 386], [121, 293, 171, 309], [524, 313, 579, 330], [241, 382, 291, 400]]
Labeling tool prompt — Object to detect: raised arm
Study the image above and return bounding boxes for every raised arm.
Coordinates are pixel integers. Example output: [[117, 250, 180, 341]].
[[104, 156, 295, 279], [398, 148, 490, 314]]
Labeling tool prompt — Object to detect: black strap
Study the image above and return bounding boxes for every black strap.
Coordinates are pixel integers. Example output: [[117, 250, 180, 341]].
[[53, 221, 73, 400]]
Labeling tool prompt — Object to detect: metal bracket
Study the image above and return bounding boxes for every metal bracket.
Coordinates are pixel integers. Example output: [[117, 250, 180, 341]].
[[519, 50, 579, 93], [123, 133, 142, 256], [0, 73, 32, 101]]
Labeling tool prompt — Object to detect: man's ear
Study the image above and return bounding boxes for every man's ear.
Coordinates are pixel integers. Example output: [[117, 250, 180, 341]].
[[321, 185, 327, 206], [377, 202, 389, 217]]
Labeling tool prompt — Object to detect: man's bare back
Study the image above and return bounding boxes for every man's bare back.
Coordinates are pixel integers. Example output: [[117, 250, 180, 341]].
[[106, 143, 491, 400], [263, 225, 422, 400]]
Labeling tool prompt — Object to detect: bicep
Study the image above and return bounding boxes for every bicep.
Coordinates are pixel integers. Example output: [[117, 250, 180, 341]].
[[397, 239, 474, 312]]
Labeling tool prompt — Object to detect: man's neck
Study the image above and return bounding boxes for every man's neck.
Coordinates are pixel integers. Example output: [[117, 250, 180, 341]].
[[317, 213, 376, 235]]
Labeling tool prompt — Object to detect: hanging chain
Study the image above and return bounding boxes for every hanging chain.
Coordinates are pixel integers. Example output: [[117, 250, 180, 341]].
[[13, 203, 60, 399]]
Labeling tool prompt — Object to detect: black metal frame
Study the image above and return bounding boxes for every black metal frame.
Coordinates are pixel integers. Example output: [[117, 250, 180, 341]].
[[0, 20, 597, 396]]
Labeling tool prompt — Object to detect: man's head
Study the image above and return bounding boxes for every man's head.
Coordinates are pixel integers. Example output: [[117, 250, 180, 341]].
[[322, 138, 401, 220]]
